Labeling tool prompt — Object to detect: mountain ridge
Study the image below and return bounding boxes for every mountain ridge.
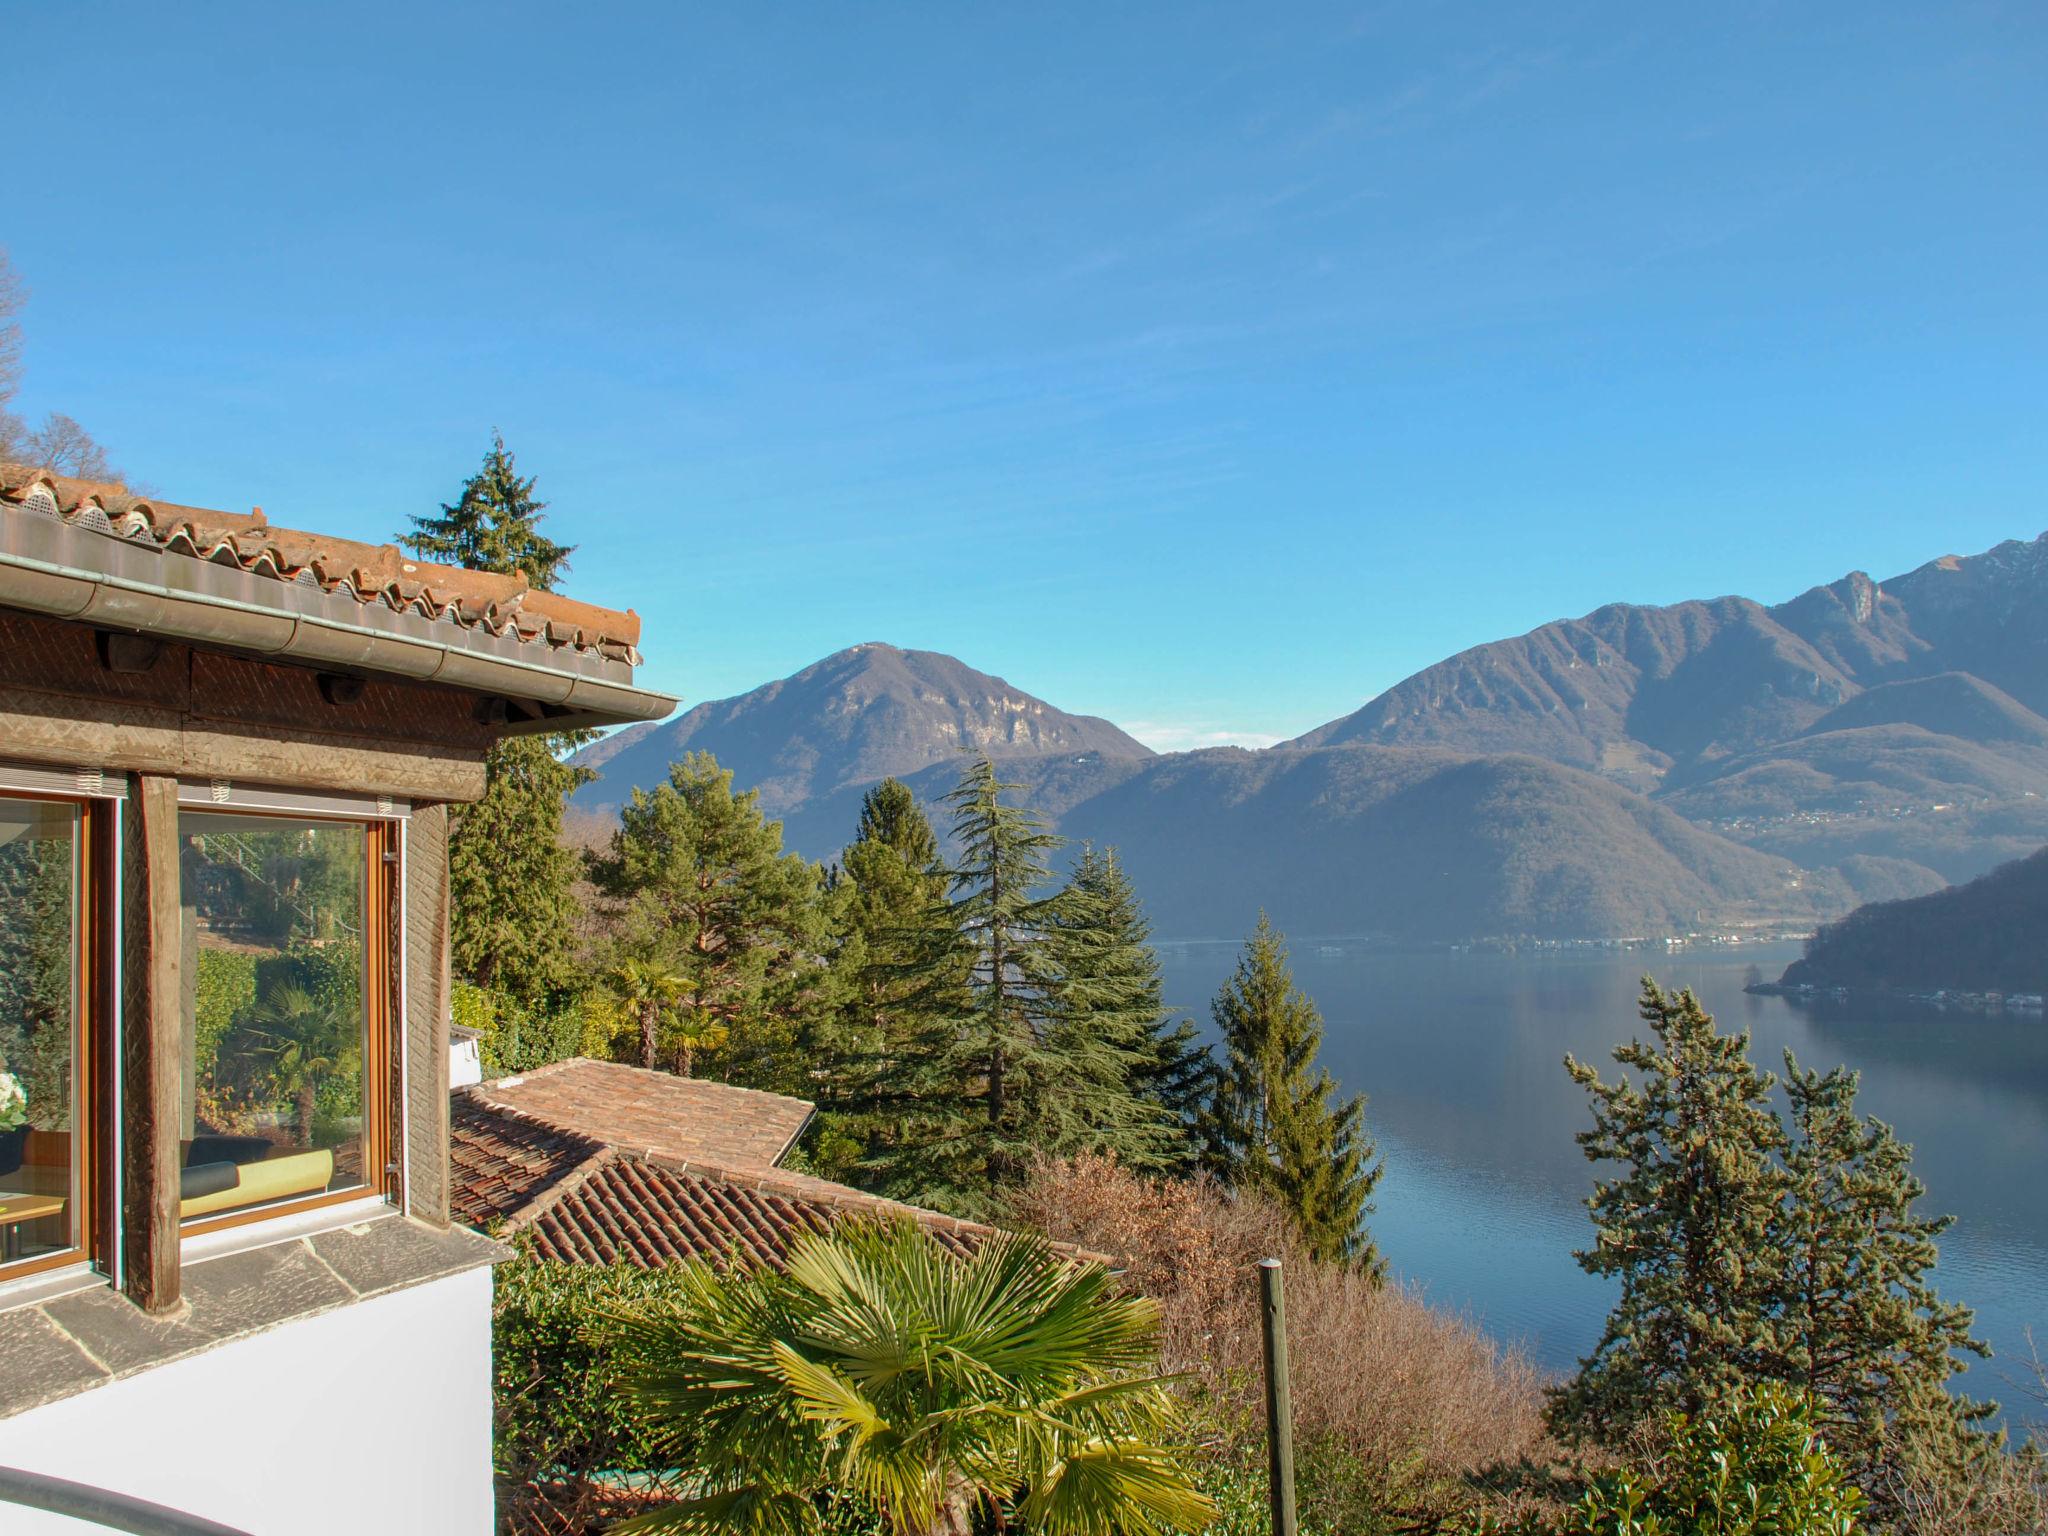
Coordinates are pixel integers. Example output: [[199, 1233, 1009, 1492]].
[[570, 529, 2048, 940]]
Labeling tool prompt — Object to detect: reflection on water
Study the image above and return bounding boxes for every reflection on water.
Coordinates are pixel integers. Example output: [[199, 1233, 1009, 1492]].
[[1156, 940, 2048, 1413]]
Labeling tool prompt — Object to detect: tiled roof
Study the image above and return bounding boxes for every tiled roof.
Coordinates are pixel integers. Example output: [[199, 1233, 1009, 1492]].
[[464, 1058, 816, 1171], [0, 462, 642, 665], [449, 1092, 605, 1229], [522, 1150, 988, 1268], [449, 1064, 1006, 1270]]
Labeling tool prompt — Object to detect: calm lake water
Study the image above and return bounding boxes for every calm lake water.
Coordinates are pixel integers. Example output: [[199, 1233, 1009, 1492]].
[[1155, 940, 2048, 1419]]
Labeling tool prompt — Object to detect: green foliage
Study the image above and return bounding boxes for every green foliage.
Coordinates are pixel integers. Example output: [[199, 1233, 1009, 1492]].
[[811, 780, 952, 1181], [873, 759, 1192, 1213], [1552, 980, 1998, 1515], [192, 948, 259, 1086], [1053, 846, 1213, 1172], [1769, 1055, 1995, 1489], [1781, 845, 2048, 994], [493, 1251, 699, 1484], [1200, 914, 1382, 1273], [456, 982, 587, 1079], [588, 752, 830, 1094], [0, 810, 74, 1129], [399, 436, 591, 1018], [606, 1217, 1215, 1536], [1550, 980, 1786, 1440], [449, 734, 595, 1007], [1492, 1385, 1863, 1536], [400, 431, 573, 590]]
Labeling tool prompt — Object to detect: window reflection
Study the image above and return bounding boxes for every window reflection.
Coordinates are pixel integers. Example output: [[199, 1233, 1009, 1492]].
[[178, 813, 367, 1222], [0, 799, 79, 1268]]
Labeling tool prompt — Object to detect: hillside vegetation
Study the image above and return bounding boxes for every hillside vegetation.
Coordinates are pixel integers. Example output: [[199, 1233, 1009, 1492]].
[[1779, 845, 2048, 994]]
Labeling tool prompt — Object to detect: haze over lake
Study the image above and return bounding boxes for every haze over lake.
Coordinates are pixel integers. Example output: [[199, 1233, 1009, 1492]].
[[1156, 939, 2048, 1417]]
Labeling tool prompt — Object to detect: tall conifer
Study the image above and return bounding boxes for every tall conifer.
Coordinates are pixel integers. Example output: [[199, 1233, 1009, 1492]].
[[1549, 980, 1789, 1441], [1202, 914, 1382, 1272], [1769, 1054, 1994, 1502], [400, 435, 587, 1012], [1045, 846, 1209, 1172]]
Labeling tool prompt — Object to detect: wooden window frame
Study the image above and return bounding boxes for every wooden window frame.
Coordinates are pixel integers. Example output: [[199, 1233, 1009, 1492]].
[[176, 812, 398, 1240], [0, 791, 109, 1284]]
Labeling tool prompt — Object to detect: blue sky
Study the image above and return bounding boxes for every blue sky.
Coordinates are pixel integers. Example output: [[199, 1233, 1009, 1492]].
[[6, 2, 2044, 747]]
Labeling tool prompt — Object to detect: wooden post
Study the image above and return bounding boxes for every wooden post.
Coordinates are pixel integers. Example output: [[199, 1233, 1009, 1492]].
[[122, 774, 182, 1313], [1258, 1258, 1298, 1536]]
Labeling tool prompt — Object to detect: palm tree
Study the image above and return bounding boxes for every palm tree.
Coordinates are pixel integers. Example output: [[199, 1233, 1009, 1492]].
[[608, 957, 688, 1072], [609, 1218, 1214, 1536], [247, 979, 357, 1147], [669, 1005, 729, 1079]]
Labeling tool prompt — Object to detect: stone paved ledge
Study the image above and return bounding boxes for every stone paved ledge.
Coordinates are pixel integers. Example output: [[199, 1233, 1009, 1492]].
[[0, 1216, 507, 1422]]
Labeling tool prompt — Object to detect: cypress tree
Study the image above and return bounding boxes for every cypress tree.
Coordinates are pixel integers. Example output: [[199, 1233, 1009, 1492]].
[[399, 435, 588, 1014], [1548, 980, 1787, 1443], [1202, 914, 1382, 1273], [586, 752, 827, 1095], [1770, 1053, 1995, 1501]]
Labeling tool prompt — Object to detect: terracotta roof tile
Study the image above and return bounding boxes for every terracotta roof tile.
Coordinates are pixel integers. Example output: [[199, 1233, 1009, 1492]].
[[465, 1058, 816, 1171], [448, 1062, 1020, 1271], [0, 462, 642, 663]]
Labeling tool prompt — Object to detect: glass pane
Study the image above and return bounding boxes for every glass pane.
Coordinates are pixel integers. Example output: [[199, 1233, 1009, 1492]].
[[0, 799, 80, 1267], [179, 813, 368, 1222]]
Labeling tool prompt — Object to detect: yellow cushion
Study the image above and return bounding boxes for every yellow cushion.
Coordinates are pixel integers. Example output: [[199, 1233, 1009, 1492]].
[[179, 1149, 336, 1220]]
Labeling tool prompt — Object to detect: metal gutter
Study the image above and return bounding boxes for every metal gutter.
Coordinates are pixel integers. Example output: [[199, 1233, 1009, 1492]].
[[0, 512, 677, 732]]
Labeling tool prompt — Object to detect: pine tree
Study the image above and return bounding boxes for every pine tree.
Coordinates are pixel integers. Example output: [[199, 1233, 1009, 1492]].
[[400, 436, 588, 1017], [1548, 980, 1787, 1443], [1043, 846, 1209, 1173], [1769, 1053, 1995, 1502], [586, 752, 827, 1094], [1201, 914, 1382, 1272], [400, 432, 572, 589]]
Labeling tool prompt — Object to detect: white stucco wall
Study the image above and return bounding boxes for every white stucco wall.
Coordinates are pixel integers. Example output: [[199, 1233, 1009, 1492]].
[[0, 1265, 494, 1535]]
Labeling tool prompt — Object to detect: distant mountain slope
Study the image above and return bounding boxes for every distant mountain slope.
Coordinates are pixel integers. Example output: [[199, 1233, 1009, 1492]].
[[1778, 846, 2048, 994], [1293, 533, 2048, 793], [1053, 745, 1838, 941], [573, 643, 1151, 817]]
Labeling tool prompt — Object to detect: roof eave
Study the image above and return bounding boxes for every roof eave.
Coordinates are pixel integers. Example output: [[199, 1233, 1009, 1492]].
[[0, 515, 678, 730]]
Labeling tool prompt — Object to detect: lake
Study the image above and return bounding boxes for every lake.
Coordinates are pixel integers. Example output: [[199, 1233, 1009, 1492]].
[[1155, 939, 2048, 1419]]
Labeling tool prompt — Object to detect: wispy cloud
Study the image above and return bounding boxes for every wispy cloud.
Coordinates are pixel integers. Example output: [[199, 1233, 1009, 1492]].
[[1125, 720, 1285, 753]]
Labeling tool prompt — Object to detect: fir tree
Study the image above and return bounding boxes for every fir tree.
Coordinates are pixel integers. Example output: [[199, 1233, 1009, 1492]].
[[819, 780, 955, 1179], [1548, 980, 1788, 1443], [1044, 846, 1209, 1173], [399, 436, 587, 1016], [882, 757, 1068, 1208], [1201, 914, 1382, 1272], [400, 432, 572, 589], [1769, 1053, 1994, 1501], [587, 752, 828, 1094]]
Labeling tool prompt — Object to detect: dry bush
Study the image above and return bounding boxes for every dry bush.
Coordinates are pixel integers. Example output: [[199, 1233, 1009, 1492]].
[[1010, 1155, 1557, 1525]]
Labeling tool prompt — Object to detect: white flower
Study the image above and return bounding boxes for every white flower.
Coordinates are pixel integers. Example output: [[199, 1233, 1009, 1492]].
[[0, 1072, 27, 1132]]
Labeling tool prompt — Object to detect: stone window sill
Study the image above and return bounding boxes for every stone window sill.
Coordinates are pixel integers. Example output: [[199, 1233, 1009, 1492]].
[[0, 1217, 508, 1422]]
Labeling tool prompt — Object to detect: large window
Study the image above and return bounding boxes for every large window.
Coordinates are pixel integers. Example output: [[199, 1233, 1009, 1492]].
[[177, 812, 388, 1228], [0, 797, 93, 1277]]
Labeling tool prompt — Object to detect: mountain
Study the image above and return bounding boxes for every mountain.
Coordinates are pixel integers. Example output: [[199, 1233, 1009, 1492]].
[[1294, 532, 2048, 884], [573, 643, 1152, 819], [1777, 846, 2048, 995], [570, 528, 2048, 941]]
